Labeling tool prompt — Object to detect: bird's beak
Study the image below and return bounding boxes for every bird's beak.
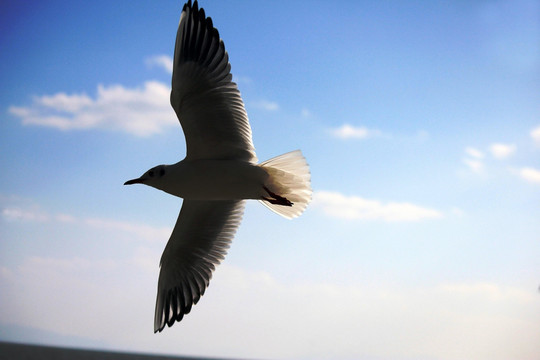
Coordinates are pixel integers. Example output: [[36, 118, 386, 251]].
[[124, 178, 144, 185]]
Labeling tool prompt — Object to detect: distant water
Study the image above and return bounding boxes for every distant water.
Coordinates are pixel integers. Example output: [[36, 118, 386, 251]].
[[0, 342, 238, 360]]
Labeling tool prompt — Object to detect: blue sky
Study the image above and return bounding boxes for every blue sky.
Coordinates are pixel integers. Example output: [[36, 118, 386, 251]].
[[1, 0, 539, 359]]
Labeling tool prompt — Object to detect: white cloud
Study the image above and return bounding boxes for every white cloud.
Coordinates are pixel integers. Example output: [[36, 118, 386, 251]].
[[464, 158, 485, 173], [465, 147, 484, 159], [249, 100, 279, 111], [531, 125, 540, 146], [330, 124, 381, 139], [312, 190, 443, 222], [145, 55, 173, 74], [489, 143, 516, 159], [518, 167, 540, 184], [8, 81, 176, 136]]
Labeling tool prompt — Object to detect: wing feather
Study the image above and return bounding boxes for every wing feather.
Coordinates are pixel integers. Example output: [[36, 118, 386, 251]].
[[171, 1, 256, 162], [154, 199, 245, 332]]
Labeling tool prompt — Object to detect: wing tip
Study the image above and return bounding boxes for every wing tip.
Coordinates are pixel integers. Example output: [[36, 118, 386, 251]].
[[182, 0, 192, 13]]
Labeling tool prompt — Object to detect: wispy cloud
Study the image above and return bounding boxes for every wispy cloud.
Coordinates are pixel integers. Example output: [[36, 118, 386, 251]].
[[330, 124, 382, 140], [463, 158, 484, 173], [1, 205, 170, 242], [312, 190, 443, 222], [249, 100, 279, 111], [463, 146, 486, 173], [489, 143, 516, 159], [8, 81, 175, 136], [465, 147, 484, 159], [145, 55, 173, 74], [518, 167, 540, 184], [2, 207, 51, 222], [300, 108, 311, 118], [531, 125, 540, 146], [464, 134, 540, 182]]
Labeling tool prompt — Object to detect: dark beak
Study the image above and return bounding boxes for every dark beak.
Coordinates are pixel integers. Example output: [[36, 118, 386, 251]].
[[124, 178, 144, 185]]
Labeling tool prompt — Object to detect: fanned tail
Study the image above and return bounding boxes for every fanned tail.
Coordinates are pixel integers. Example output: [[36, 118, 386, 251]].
[[258, 150, 312, 219]]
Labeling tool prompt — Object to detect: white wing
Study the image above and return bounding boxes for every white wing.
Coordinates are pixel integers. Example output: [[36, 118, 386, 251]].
[[154, 200, 244, 332], [171, 0, 256, 162]]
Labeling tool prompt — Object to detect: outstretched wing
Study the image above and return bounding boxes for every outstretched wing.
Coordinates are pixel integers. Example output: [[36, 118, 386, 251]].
[[154, 200, 245, 332], [171, 0, 256, 162]]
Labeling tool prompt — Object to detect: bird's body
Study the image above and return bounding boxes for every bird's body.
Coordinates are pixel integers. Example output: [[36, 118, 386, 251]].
[[140, 159, 269, 200], [125, 0, 311, 332]]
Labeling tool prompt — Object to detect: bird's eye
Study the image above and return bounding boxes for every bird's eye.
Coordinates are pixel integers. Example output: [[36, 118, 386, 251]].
[[149, 171, 154, 177], [159, 168, 165, 177]]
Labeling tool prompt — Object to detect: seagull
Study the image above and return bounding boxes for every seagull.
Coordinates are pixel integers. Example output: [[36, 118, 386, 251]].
[[124, 0, 311, 333]]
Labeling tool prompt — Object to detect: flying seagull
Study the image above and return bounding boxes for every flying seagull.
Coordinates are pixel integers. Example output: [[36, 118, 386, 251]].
[[124, 0, 312, 333]]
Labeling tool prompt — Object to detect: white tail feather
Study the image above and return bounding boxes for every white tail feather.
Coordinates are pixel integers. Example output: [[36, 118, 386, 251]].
[[258, 150, 312, 219]]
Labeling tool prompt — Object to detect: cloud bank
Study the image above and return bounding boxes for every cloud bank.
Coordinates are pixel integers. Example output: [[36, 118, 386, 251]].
[[312, 190, 443, 221], [1, 258, 538, 360], [9, 81, 175, 136]]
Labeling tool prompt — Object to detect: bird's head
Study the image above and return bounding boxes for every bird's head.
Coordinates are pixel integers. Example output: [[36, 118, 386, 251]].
[[124, 165, 167, 187]]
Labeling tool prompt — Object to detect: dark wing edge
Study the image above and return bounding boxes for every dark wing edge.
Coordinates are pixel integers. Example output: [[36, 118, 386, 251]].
[[170, 0, 256, 162], [154, 200, 245, 332]]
